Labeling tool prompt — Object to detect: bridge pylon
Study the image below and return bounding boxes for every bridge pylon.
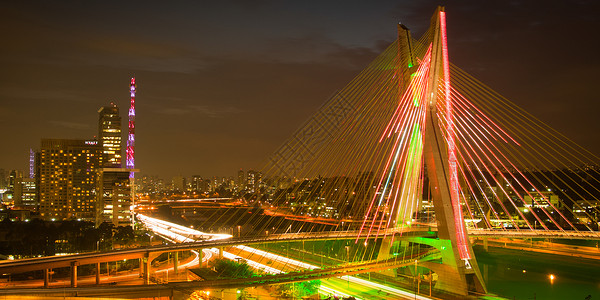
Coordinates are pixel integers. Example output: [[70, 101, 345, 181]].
[[383, 7, 487, 296]]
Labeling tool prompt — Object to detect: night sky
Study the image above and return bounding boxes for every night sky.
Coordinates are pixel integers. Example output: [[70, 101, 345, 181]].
[[1, 1, 598, 179]]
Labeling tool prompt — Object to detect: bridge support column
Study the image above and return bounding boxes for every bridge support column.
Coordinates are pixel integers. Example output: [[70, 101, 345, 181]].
[[70, 261, 79, 288], [198, 249, 203, 267], [139, 258, 144, 278], [218, 247, 223, 259], [43, 269, 49, 288], [376, 236, 396, 277], [483, 237, 488, 252], [143, 253, 151, 285], [173, 251, 179, 275], [143, 252, 160, 285], [96, 262, 101, 285]]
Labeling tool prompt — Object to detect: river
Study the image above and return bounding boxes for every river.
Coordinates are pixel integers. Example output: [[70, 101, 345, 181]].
[[474, 245, 600, 300]]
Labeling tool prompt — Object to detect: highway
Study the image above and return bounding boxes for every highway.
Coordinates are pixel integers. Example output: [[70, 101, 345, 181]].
[[0, 218, 596, 283], [138, 214, 436, 299], [0, 214, 439, 299], [0, 212, 597, 298], [0, 248, 203, 289]]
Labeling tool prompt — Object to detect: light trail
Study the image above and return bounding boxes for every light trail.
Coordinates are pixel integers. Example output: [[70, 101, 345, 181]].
[[232, 245, 434, 299], [319, 285, 361, 300], [207, 248, 283, 275], [138, 215, 433, 299], [136, 214, 232, 242]]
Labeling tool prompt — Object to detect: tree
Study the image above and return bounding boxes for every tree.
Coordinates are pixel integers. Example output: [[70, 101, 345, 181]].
[[213, 259, 254, 278], [114, 226, 135, 247], [278, 280, 321, 298]]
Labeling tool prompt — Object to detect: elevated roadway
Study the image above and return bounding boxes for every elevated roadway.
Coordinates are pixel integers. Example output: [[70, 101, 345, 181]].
[[468, 228, 600, 240], [0, 250, 439, 299], [0, 227, 598, 281], [0, 227, 432, 275]]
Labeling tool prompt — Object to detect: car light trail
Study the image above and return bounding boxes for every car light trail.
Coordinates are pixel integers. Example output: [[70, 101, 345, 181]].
[[319, 285, 360, 300], [138, 214, 433, 299], [136, 214, 232, 242], [207, 248, 283, 275]]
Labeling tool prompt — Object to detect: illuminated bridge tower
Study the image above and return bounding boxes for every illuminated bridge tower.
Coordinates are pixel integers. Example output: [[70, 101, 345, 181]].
[[391, 7, 486, 295]]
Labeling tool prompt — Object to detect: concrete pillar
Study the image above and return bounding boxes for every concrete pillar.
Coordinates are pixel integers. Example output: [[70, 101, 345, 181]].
[[43, 269, 49, 288], [198, 249, 203, 267], [173, 251, 179, 275], [483, 237, 488, 252], [218, 247, 223, 259], [70, 261, 79, 288], [143, 253, 151, 285], [96, 262, 101, 285], [377, 236, 395, 277], [139, 258, 144, 277]]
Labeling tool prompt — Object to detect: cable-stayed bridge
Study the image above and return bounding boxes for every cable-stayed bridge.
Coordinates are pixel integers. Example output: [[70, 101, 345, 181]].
[[245, 5, 600, 297], [1, 5, 600, 299]]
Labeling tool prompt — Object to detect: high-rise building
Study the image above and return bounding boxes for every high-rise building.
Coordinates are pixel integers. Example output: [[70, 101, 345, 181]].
[[3, 170, 21, 205], [8, 170, 19, 193], [246, 170, 262, 193], [98, 103, 122, 168], [14, 177, 37, 210], [237, 169, 245, 189], [172, 175, 185, 191], [0, 169, 7, 190], [97, 168, 132, 226], [191, 175, 202, 191], [39, 139, 101, 220]]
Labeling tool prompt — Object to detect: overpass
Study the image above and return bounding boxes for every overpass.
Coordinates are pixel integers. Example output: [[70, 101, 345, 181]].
[[0, 249, 439, 299], [0, 224, 597, 289], [0, 226, 434, 288]]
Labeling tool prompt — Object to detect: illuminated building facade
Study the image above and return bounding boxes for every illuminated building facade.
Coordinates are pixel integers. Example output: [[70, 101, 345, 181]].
[[96, 168, 132, 226], [98, 103, 122, 168], [191, 175, 203, 192], [39, 139, 101, 220], [237, 169, 245, 188], [172, 175, 185, 191], [14, 177, 37, 210], [0, 169, 6, 190], [246, 170, 262, 193]]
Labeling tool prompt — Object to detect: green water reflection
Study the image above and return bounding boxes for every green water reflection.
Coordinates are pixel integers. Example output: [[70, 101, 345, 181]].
[[474, 246, 600, 300]]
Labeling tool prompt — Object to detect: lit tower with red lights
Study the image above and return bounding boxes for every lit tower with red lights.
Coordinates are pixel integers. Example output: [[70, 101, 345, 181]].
[[127, 77, 136, 178]]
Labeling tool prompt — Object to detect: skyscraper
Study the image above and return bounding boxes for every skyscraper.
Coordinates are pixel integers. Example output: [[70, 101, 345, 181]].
[[97, 103, 134, 226], [98, 103, 122, 168], [39, 139, 101, 220]]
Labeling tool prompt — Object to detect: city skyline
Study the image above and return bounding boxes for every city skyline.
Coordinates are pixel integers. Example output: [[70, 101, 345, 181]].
[[1, 1, 599, 179]]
